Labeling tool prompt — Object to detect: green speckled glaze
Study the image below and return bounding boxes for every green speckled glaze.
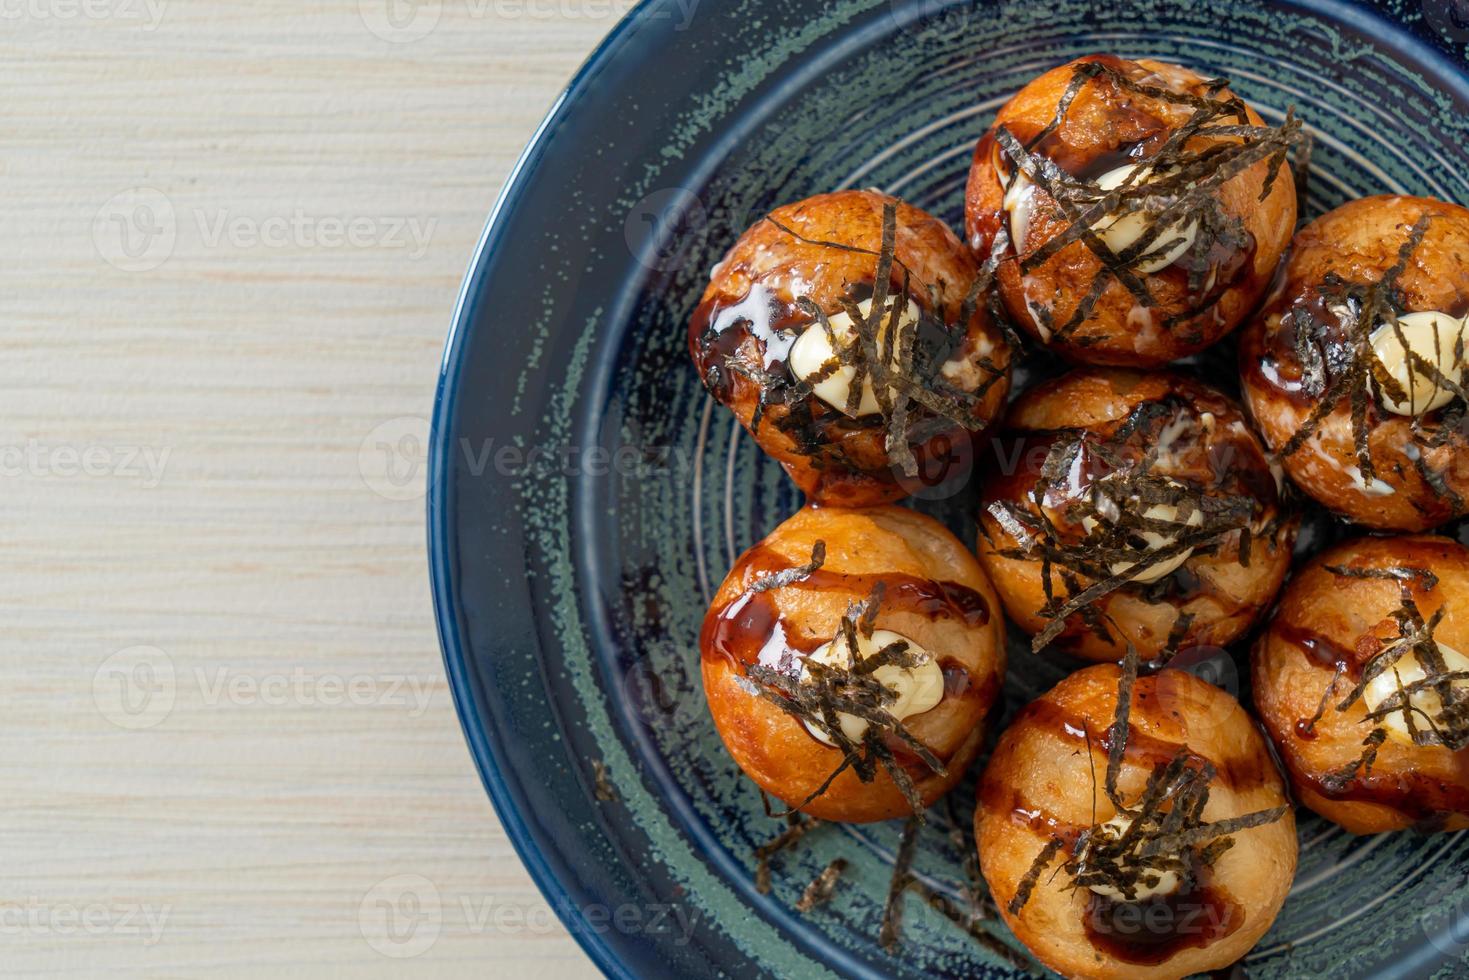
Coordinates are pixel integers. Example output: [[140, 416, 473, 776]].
[[436, 0, 1469, 976]]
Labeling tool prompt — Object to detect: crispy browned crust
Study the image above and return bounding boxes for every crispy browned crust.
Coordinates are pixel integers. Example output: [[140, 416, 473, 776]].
[[1240, 195, 1469, 531], [976, 367, 1296, 662], [690, 189, 1012, 506], [1252, 534, 1469, 833], [700, 505, 1006, 822], [977, 664, 1297, 980], [965, 55, 1296, 367]]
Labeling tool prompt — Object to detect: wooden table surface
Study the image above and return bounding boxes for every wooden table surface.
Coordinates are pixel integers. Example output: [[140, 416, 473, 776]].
[[3, 4, 618, 975]]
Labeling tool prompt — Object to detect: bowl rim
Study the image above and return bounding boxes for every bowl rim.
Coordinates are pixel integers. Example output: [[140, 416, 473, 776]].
[[426, 3, 658, 976], [427, 1, 1469, 976]]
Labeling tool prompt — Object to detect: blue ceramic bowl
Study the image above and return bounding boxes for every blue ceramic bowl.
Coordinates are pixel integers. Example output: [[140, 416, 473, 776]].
[[429, 1, 1469, 976]]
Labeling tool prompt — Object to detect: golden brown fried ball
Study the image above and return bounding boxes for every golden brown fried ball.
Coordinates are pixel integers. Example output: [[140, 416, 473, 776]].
[[966, 55, 1297, 366], [1252, 534, 1469, 833], [701, 505, 1005, 822], [1240, 195, 1469, 531], [690, 189, 1012, 506], [977, 368, 1295, 663], [977, 664, 1297, 980]]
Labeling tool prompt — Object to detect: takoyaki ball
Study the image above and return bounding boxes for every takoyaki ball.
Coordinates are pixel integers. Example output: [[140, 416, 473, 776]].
[[1240, 195, 1469, 531], [700, 505, 1005, 822], [978, 664, 1297, 980], [689, 189, 1013, 506], [965, 55, 1299, 366], [977, 368, 1296, 663], [1252, 534, 1469, 833]]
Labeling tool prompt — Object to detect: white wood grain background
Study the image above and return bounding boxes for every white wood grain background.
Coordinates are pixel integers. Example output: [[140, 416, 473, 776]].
[[1, 2, 623, 974]]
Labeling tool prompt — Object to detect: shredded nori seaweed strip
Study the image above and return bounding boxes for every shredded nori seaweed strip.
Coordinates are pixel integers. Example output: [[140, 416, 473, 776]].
[[744, 201, 1007, 476], [1299, 661, 1347, 737], [992, 62, 1308, 340], [765, 796, 1032, 965], [992, 400, 1261, 654], [591, 760, 618, 803], [1276, 216, 1469, 491], [1011, 628, 1286, 914], [1316, 563, 1469, 754], [1008, 838, 1065, 915], [736, 566, 946, 819], [847, 797, 1033, 967], [796, 858, 849, 912], [747, 540, 827, 594], [1322, 728, 1388, 792], [944, 795, 992, 922], [1012, 749, 1286, 912], [753, 813, 822, 895], [879, 815, 923, 952], [1102, 613, 1194, 807]]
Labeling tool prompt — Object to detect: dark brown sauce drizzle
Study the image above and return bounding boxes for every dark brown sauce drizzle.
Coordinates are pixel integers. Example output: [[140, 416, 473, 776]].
[[689, 245, 998, 485], [1288, 754, 1469, 823], [1011, 697, 1274, 793], [978, 781, 1088, 847], [1084, 873, 1243, 965], [999, 55, 1169, 182], [992, 725, 1263, 964], [982, 389, 1284, 651], [700, 549, 995, 759], [980, 55, 1288, 341], [701, 573, 990, 669], [1273, 609, 1469, 821], [1275, 622, 1359, 674], [701, 589, 809, 669], [688, 284, 812, 406], [1244, 215, 1469, 509]]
